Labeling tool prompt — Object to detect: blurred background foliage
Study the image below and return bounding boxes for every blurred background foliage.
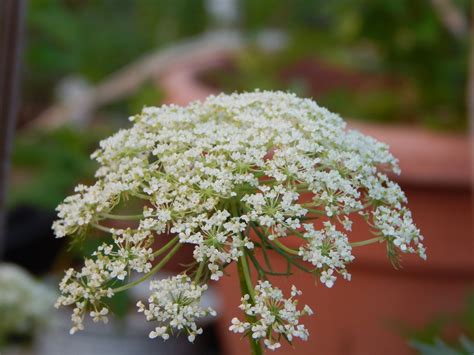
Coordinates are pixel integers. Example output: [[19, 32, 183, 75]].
[[207, 0, 470, 129], [12, 0, 471, 210], [25, 0, 207, 98], [9, 126, 100, 210], [406, 293, 474, 355]]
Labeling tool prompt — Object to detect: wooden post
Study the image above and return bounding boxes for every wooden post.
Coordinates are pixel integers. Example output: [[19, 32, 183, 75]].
[[0, 0, 26, 259], [469, 1, 474, 193]]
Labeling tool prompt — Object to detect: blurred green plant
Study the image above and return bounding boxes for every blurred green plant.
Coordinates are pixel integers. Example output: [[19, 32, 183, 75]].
[[411, 337, 474, 355], [330, 0, 470, 130], [217, 0, 470, 130], [23, 1, 469, 130], [9, 126, 101, 210], [401, 293, 474, 355], [199, 42, 419, 125], [25, 0, 207, 104]]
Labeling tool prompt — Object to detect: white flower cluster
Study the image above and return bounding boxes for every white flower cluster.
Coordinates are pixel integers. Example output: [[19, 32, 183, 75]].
[[173, 209, 252, 280], [137, 275, 216, 342], [373, 206, 426, 259], [53, 91, 425, 349], [52, 182, 122, 238], [0, 264, 55, 344], [242, 185, 306, 239], [230, 281, 313, 351], [299, 221, 354, 287], [55, 228, 155, 334]]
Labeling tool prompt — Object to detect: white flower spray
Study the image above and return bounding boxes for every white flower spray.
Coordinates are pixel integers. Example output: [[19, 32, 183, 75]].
[[53, 91, 425, 353], [230, 281, 313, 351], [137, 275, 216, 342]]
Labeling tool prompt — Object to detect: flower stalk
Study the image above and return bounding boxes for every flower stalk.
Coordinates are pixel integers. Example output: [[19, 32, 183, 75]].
[[113, 241, 182, 293], [237, 256, 263, 355]]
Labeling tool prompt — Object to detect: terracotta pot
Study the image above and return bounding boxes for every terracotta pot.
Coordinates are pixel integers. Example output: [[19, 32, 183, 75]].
[[157, 50, 473, 354]]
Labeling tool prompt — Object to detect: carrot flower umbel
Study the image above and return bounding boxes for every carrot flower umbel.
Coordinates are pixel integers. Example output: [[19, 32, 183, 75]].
[[53, 91, 425, 353]]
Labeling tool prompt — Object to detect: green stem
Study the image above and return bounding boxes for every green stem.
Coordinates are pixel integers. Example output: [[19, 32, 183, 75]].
[[350, 236, 384, 247], [272, 239, 300, 256], [251, 224, 313, 273], [112, 242, 182, 293], [130, 191, 151, 200], [303, 207, 325, 215], [92, 223, 139, 234], [92, 223, 116, 233], [153, 235, 179, 257], [230, 200, 263, 355], [239, 251, 255, 300], [247, 250, 291, 277], [289, 228, 306, 239], [237, 257, 263, 355], [296, 183, 309, 191], [194, 261, 205, 283], [100, 213, 143, 220]]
